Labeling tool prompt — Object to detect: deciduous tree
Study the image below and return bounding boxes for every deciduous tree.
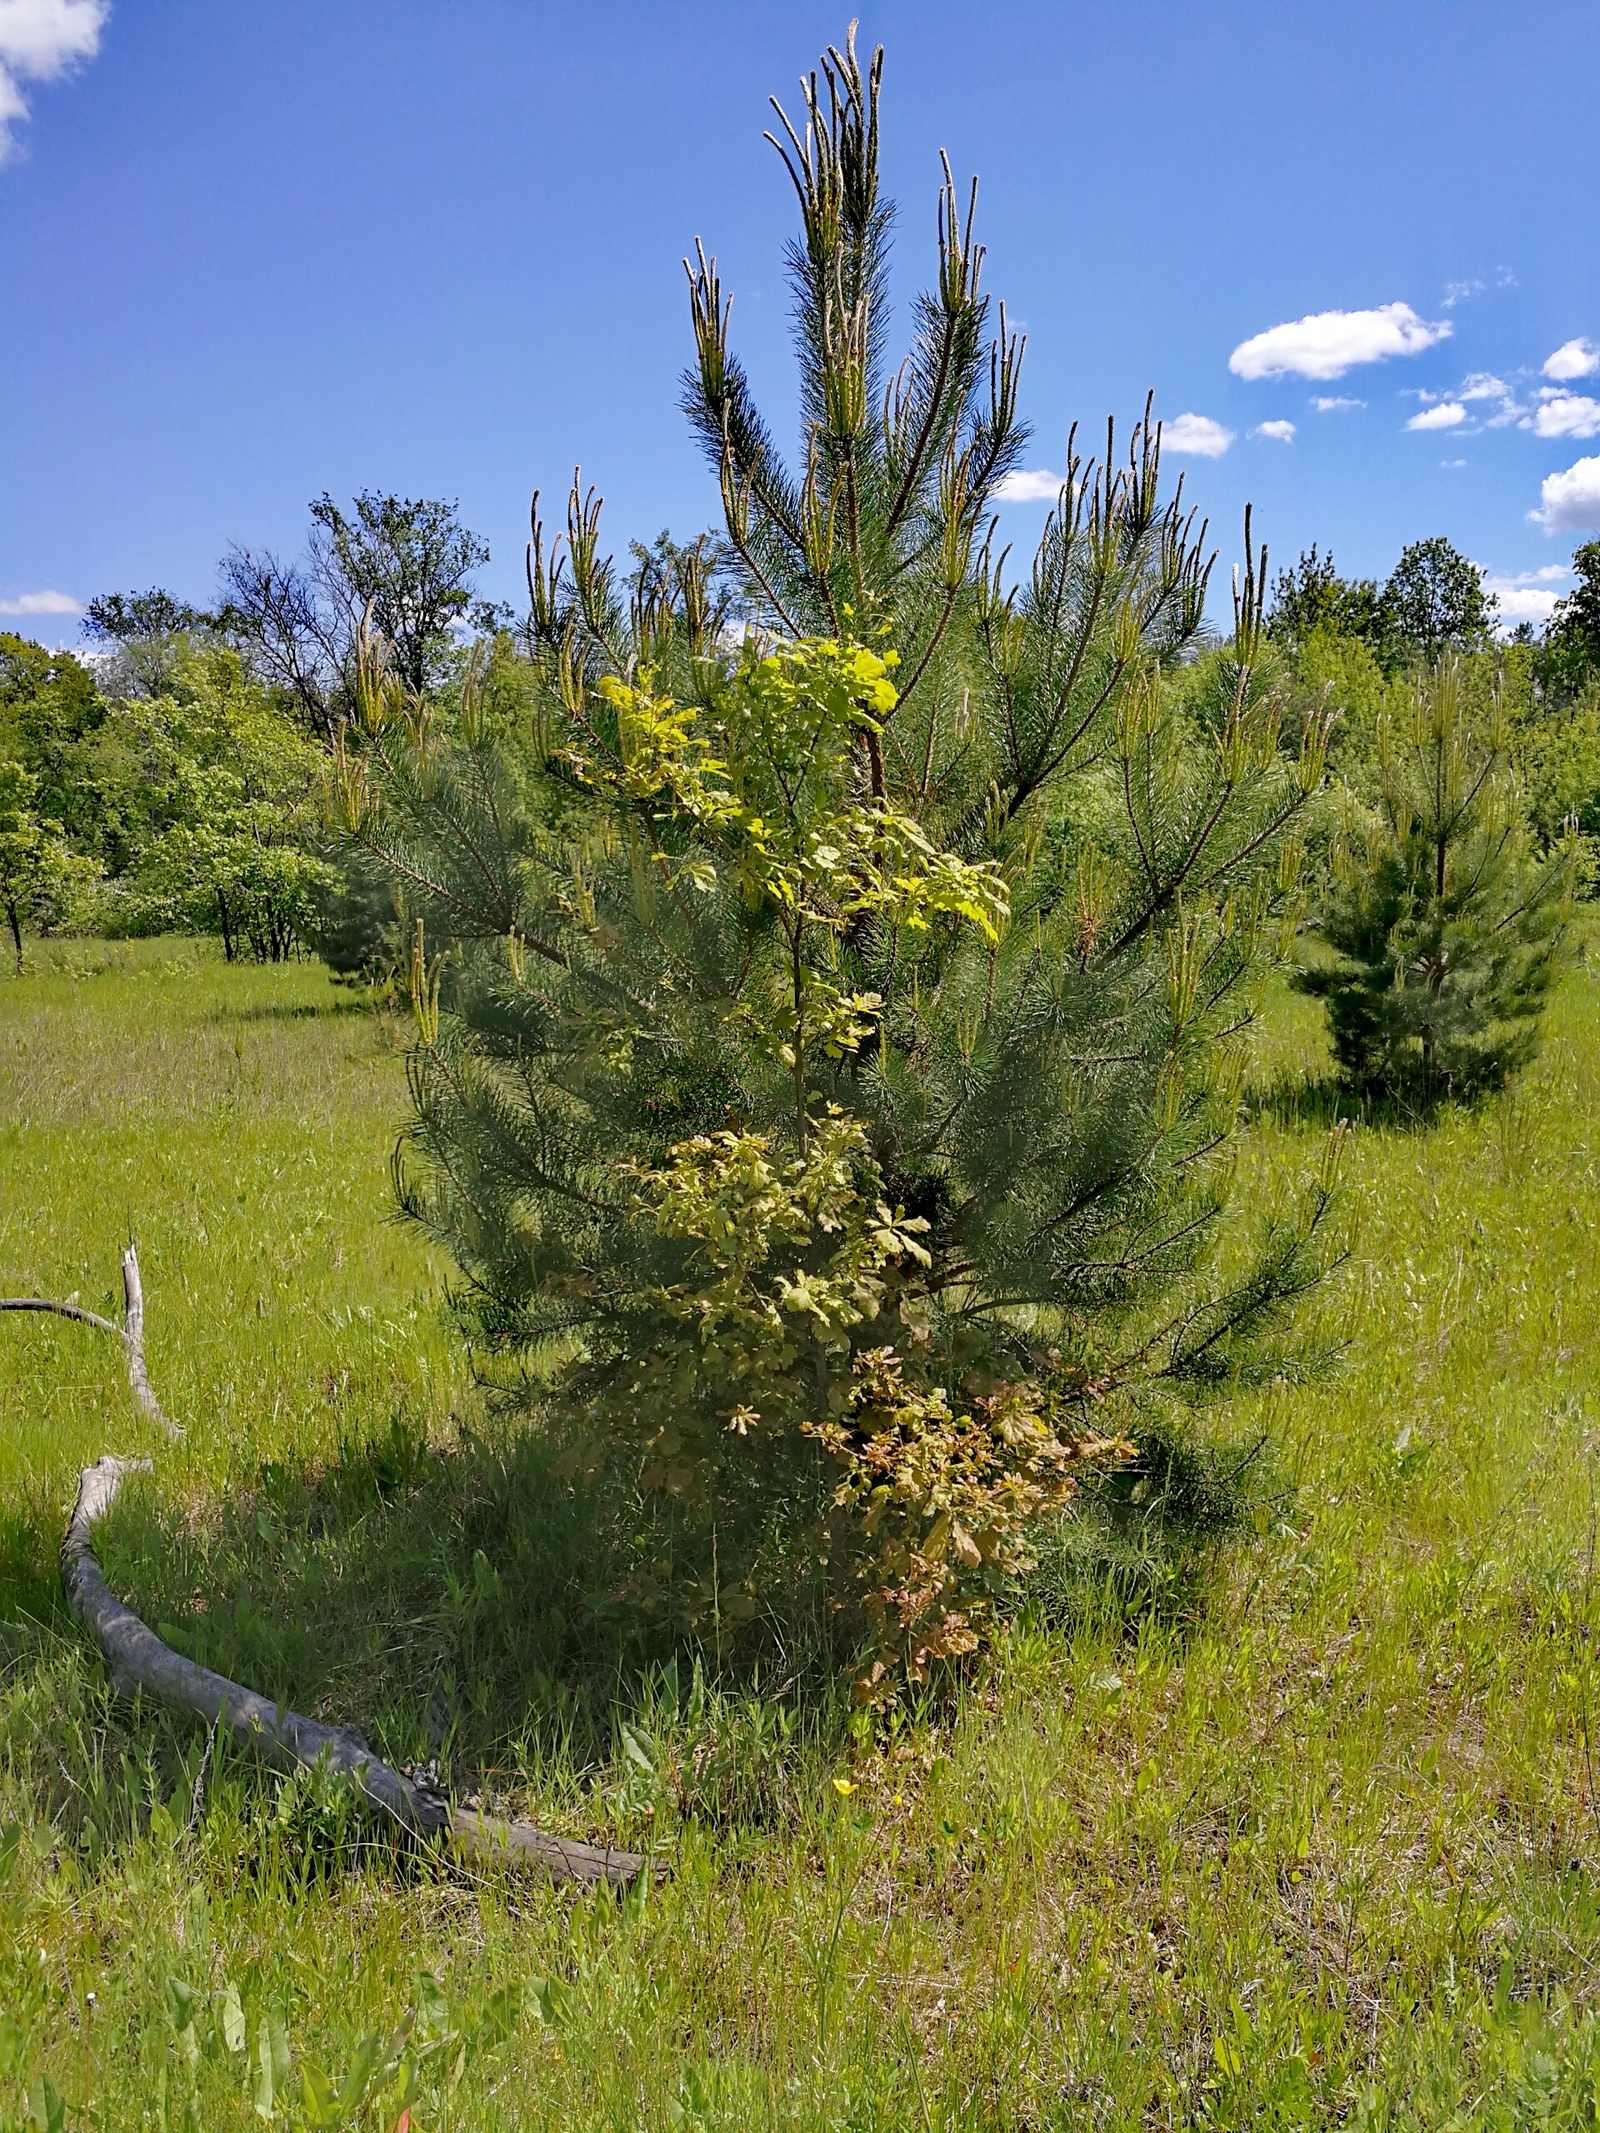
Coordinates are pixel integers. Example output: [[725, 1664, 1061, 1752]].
[[0, 760, 98, 968], [219, 494, 492, 735], [1541, 540, 1600, 701], [116, 645, 334, 961], [1382, 537, 1496, 662]]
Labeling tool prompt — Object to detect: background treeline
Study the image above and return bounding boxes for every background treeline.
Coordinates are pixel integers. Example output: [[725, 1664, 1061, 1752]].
[[6, 508, 1599, 982], [0, 493, 513, 970], [1262, 533, 1600, 852]]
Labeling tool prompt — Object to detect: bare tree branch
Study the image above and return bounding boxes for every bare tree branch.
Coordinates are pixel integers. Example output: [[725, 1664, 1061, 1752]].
[[10, 1248, 648, 1885], [1, 1246, 180, 1441], [60, 1456, 645, 1886]]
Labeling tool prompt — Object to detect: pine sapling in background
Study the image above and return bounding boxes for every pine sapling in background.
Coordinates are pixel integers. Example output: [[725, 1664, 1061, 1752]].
[[341, 28, 1343, 1691], [1299, 655, 1575, 1102]]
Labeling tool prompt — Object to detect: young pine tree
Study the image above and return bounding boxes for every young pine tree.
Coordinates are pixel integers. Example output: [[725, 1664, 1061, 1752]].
[[341, 30, 1341, 1686], [1299, 656, 1574, 1100]]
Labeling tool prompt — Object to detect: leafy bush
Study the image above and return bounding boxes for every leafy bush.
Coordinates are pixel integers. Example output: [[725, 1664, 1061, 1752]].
[[0, 760, 103, 967], [109, 645, 335, 960], [0, 633, 149, 874], [0, 630, 338, 963]]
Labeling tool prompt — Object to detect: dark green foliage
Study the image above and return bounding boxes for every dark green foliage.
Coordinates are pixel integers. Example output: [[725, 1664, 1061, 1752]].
[[1270, 537, 1496, 673], [1382, 536, 1497, 659], [309, 492, 488, 697], [1298, 657, 1573, 1100], [1024, 1411, 1269, 1632], [1551, 541, 1600, 661], [81, 592, 220, 702], [309, 844, 404, 980], [680, 29, 1030, 663], [82, 588, 212, 642], [1268, 546, 1389, 659], [219, 492, 491, 736], [343, 30, 1341, 1675], [1540, 540, 1600, 703]]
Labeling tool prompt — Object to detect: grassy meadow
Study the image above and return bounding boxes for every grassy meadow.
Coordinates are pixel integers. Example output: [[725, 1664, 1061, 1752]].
[[3, 936, 1600, 2128]]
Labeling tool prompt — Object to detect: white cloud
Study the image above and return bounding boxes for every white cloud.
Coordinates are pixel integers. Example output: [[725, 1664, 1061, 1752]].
[[0, 0, 108, 162], [1442, 278, 1484, 309], [0, 0, 104, 72], [991, 468, 1062, 503], [1532, 454, 1600, 532], [1414, 371, 1525, 430], [1544, 338, 1599, 382], [1530, 393, 1600, 441], [1480, 569, 1569, 627], [0, 67, 25, 137], [1251, 420, 1295, 443], [1310, 395, 1364, 412], [1163, 412, 1233, 457], [1406, 402, 1466, 431], [0, 587, 83, 615], [1229, 302, 1449, 382]]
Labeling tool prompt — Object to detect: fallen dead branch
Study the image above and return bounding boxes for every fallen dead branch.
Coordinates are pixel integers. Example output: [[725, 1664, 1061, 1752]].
[[1, 1246, 180, 1440], [8, 1251, 645, 1887], [62, 1457, 645, 1885]]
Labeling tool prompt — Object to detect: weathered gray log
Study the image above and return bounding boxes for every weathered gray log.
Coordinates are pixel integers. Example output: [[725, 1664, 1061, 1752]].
[[1, 1247, 181, 1440], [62, 1455, 645, 1887], [448, 1806, 647, 1882]]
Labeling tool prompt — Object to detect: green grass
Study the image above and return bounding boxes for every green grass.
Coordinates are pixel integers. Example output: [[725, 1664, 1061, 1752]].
[[4, 935, 1600, 2128]]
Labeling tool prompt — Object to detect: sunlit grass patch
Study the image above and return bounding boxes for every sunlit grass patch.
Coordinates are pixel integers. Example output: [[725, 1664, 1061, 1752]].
[[1, 937, 1600, 2125]]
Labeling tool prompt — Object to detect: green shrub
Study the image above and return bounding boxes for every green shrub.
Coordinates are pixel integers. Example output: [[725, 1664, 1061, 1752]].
[[0, 760, 102, 967]]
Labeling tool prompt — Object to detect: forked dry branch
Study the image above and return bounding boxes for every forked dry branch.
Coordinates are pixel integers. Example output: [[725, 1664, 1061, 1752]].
[[1, 1245, 180, 1440], [6, 1253, 645, 1888]]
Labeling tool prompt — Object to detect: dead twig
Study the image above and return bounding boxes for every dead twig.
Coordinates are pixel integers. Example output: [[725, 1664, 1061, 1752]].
[[116, 1246, 170, 1437], [2, 1247, 181, 1441]]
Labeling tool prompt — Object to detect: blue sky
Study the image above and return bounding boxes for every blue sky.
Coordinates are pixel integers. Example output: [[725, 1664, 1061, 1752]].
[[4, 1, 1600, 645]]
